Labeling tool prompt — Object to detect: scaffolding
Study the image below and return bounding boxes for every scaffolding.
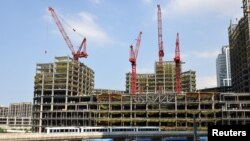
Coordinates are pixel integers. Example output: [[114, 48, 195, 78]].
[[33, 56, 94, 133], [228, 0, 250, 92], [220, 93, 250, 125], [181, 70, 196, 92], [93, 92, 220, 131], [33, 57, 250, 133], [33, 90, 224, 133], [126, 61, 196, 94]]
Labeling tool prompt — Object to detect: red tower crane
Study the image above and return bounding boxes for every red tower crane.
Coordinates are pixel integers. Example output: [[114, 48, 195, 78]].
[[157, 4, 164, 64], [48, 6, 88, 61], [129, 32, 142, 95], [174, 33, 181, 94]]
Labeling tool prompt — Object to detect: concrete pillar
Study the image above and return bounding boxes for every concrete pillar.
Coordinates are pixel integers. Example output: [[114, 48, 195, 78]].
[[39, 72, 45, 133], [65, 58, 70, 110]]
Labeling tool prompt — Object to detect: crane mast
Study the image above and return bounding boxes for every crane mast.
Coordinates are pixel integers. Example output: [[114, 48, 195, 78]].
[[48, 6, 87, 61], [157, 4, 164, 64], [129, 32, 142, 95], [174, 33, 181, 94]]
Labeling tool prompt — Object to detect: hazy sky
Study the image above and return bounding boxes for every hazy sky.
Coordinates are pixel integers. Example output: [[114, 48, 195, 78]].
[[0, 0, 242, 106]]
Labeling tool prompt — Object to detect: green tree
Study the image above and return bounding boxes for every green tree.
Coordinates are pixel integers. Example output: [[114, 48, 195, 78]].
[[0, 127, 6, 133]]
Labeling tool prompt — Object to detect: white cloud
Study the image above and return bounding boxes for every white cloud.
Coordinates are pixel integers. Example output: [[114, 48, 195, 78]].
[[197, 75, 217, 89], [191, 50, 219, 59], [165, 0, 242, 18], [66, 12, 113, 44], [45, 9, 113, 47]]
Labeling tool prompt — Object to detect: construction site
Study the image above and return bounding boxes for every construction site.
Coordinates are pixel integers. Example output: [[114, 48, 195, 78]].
[[32, 4, 250, 133], [33, 64, 250, 133], [32, 55, 218, 132], [125, 62, 196, 94], [229, 4, 250, 92]]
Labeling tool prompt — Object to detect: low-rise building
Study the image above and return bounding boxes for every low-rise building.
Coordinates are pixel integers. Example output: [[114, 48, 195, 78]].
[[0, 102, 32, 128]]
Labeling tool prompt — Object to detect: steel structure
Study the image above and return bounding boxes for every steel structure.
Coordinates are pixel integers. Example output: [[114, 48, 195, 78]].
[[33, 56, 94, 133], [48, 7, 88, 61], [228, 0, 250, 92], [129, 32, 142, 95], [157, 5, 164, 64]]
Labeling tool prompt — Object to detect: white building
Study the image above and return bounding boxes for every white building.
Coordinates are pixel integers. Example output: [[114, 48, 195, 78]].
[[0, 102, 32, 128]]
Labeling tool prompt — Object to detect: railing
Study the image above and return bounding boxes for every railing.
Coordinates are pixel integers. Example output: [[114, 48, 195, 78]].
[[0, 131, 207, 141]]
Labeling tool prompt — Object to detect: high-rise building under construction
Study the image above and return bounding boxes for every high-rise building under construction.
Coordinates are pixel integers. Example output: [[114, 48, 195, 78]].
[[33, 56, 94, 132], [126, 61, 196, 94], [228, 0, 250, 92], [181, 70, 196, 92], [126, 61, 175, 94]]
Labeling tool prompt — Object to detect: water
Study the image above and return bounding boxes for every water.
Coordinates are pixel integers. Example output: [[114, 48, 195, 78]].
[[199, 136, 208, 141], [82, 139, 113, 141], [82, 136, 208, 141], [164, 137, 188, 141]]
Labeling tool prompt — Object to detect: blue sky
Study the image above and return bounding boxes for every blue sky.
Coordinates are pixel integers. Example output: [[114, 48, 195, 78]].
[[0, 0, 242, 106]]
